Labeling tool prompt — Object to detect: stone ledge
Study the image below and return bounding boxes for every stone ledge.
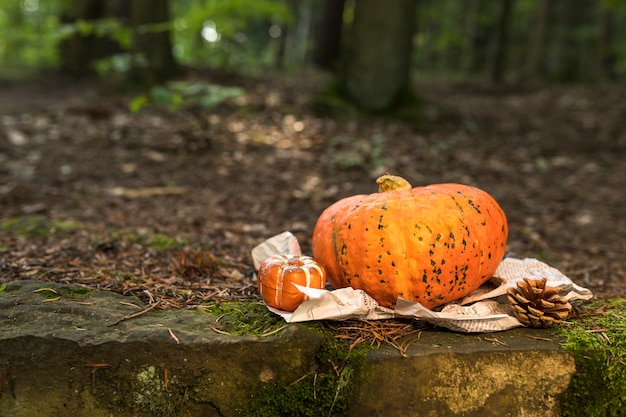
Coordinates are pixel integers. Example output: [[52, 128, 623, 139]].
[[0, 280, 575, 417]]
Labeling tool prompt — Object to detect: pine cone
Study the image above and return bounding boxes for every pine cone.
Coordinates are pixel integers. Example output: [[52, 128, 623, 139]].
[[507, 277, 572, 328]]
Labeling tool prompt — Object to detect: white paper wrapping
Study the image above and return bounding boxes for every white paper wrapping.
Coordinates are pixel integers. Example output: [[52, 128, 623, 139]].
[[251, 232, 593, 333], [267, 286, 396, 322], [251, 231, 301, 270]]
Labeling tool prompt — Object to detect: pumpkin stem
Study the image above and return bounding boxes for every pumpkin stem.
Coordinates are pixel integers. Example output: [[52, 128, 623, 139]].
[[376, 174, 412, 192]]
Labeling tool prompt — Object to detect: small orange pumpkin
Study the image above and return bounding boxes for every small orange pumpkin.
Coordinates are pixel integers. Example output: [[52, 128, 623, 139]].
[[257, 253, 326, 312], [312, 174, 508, 309]]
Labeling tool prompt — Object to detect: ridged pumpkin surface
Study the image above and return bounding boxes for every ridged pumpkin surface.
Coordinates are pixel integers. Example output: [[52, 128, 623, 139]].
[[258, 253, 326, 312], [312, 175, 508, 309]]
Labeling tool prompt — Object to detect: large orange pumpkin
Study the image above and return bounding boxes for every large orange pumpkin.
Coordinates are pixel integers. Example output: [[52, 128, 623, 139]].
[[312, 174, 508, 309], [258, 253, 326, 312]]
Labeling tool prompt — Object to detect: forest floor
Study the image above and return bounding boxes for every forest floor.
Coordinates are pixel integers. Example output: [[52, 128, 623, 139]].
[[0, 71, 624, 309]]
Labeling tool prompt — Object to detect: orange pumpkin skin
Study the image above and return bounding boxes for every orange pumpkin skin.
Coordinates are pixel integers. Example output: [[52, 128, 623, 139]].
[[312, 176, 508, 309], [258, 254, 326, 312]]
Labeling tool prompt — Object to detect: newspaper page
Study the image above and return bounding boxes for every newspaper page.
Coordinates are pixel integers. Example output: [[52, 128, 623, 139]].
[[267, 286, 395, 322], [252, 232, 593, 333], [251, 231, 301, 269], [460, 257, 594, 305]]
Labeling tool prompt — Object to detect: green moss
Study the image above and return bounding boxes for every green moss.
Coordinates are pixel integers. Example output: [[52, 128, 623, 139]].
[[31, 287, 62, 299], [60, 285, 95, 298], [246, 322, 371, 417], [557, 298, 626, 417], [105, 229, 187, 250], [202, 301, 286, 336], [142, 232, 186, 250], [198, 302, 373, 416], [30, 285, 94, 299], [92, 365, 184, 417], [1, 215, 81, 238], [0, 282, 22, 294], [132, 366, 179, 417], [132, 230, 186, 250]]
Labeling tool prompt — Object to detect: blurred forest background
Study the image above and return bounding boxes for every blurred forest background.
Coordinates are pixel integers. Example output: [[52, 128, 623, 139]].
[[1, 0, 625, 304], [3, 0, 626, 92]]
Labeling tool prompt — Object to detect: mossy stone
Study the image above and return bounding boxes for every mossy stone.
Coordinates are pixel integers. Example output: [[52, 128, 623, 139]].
[[557, 298, 626, 417]]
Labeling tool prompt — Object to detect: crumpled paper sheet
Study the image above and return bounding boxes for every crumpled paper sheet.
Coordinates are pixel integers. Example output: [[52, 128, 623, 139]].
[[251, 232, 594, 333]]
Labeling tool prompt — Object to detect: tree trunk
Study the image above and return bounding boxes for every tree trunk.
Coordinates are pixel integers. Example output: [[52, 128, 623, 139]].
[[595, 4, 616, 80], [58, 0, 127, 77], [311, 0, 346, 70], [555, 0, 593, 81], [129, 0, 178, 84], [274, 23, 288, 70], [461, 0, 480, 73], [527, 0, 552, 79], [491, 0, 515, 83], [467, 0, 493, 75], [341, 0, 417, 112]]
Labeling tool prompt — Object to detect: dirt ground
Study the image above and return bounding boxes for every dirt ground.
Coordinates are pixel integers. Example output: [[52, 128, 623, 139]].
[[1, 72, 624, 308]]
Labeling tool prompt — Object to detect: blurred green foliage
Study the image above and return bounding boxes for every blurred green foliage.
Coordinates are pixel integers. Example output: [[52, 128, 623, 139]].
[[129, 80, 244, 112], [0, 0, 291, 77], [0, 0, 64, 72], [170, 0, 291, 68], [2, 0, 626, 81]]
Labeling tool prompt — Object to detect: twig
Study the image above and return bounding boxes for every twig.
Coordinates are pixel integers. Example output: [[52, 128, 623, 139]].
[[289, 373, 311, 386], [107, 301, 160, 327], [167, 327, 180, 344], [330, 319, 423, 355], [143, 289, 156, 304], [119, 301, 142, 309], [483, 336, 509, 347], [328, 366, 351, 417], [348, 336, 364, 352], [525, 335, 553, 342], [85, 363, 111, 393], [209, 324, 231, 335], [599, 332, 612, 344], [31, 287, 58, 295], [84, 363, 112, 368], [261, 324, 289, 337], [396, 332, 421, 357]]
